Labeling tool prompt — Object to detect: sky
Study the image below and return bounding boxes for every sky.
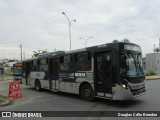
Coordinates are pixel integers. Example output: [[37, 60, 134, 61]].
[[0, 0, 160, 60]]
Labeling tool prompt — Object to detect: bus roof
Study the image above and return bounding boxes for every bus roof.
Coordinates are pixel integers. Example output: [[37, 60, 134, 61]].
[[22, 41, 140, 62], [23, 57, 38, 62], [13, 63, 22, 67]]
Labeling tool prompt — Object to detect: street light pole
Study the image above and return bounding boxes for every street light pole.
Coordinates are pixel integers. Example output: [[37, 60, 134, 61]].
[[79, 36, 93, 47], [62, 12, 76, 51], [20, 44, 22, 62]]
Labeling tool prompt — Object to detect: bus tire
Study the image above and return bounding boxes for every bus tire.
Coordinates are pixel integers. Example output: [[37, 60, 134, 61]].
[[80, 84, 94, 101], [35, 80, 41, 91]]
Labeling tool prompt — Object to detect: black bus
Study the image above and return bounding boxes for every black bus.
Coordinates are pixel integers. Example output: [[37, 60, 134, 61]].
[[22, 41, 145, 101]]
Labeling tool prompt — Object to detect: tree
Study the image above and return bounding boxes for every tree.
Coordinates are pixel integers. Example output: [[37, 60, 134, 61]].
[[154, 48, 160, 53], [32, 50, 49, 57]]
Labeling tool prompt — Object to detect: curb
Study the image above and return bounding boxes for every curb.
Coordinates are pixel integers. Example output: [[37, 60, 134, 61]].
[[0, 79, 13, 81], [0, 76, 13, 81], [145, 78, 160, 80], [0, 98, 14, 106]]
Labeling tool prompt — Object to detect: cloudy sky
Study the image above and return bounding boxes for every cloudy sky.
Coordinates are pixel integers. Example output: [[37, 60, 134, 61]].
[[0, 0, 160, 60]]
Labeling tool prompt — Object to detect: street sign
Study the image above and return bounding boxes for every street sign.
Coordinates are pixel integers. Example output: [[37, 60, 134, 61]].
[[8, 81, 22, 99]]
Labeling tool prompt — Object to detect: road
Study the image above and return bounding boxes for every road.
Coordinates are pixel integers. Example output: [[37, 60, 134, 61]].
[[0, 79, 160, 120]]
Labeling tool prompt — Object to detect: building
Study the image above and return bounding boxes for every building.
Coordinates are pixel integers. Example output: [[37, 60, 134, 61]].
[[0, 59, 20, 75], [142, 57, 146, 73], [0, 67, 4, 75], [0, 61, 3, 75], [146, 53, 160, 74]]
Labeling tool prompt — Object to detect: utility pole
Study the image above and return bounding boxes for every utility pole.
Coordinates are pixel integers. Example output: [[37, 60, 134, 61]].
[[23, 52, 25, 60], [0, 43, 8, 60], [20, 44, 22, 62], [62, 12, 76, 51], [79, 36, 93, 47]]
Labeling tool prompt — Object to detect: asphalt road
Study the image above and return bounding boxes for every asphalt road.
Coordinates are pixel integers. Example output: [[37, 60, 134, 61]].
[[0, 79, 160, 120]]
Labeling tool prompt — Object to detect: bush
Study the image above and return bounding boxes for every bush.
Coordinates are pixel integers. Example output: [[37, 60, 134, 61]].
[[5, 69, 13, 75], [145, 70, 156, 76]]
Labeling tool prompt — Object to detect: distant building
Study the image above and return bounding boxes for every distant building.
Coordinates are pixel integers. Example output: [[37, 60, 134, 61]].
[[7, 62, 17, 68], [0, 61, 3, 75], [0, 67, 4, 75], [0, 59, 20, 75], [142, 57, 146, 73], [146, 53, 160, 74]]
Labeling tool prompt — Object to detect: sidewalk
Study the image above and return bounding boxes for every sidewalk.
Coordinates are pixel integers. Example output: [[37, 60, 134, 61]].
[[0, 76, 13, 106], [145, 74, 160, 80], [0, 75, 13, 81], [0, 95, 13, 106], [0, 78, 14, 106]]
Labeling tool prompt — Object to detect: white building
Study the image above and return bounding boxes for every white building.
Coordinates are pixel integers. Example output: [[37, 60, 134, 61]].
[[146, 53, 160, 74]]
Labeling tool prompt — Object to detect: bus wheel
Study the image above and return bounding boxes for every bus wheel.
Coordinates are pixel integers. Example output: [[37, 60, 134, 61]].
[[35, 80, 41, 91], [80, 84, 94, 101]]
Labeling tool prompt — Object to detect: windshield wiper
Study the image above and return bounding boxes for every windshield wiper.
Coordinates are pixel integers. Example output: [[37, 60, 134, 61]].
[[130, 53, 144, 76], [130, 53, 138, 74], [136, 55, 144, 76]]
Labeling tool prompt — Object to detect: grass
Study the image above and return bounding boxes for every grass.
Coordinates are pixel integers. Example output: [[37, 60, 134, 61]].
[[145, 70, 157, 76], [0, 95, 8, 104], [0, 95, 13, 106], [0, 95, 8, 99]]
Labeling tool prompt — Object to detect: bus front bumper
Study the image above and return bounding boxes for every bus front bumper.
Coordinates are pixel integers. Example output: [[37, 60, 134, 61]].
[[112, 85, 146, 100]]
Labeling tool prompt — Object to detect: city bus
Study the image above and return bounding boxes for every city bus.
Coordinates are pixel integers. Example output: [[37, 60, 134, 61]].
[[13, 62, 22, 82], [22, 41, 146, 101]]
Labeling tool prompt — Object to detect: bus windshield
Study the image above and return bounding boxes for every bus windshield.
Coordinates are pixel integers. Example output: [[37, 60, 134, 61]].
[[13, 66, 22, 75], [120, 52, 144, 77]]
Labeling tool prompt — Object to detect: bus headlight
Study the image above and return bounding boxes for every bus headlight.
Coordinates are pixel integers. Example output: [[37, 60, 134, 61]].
[[122, 84, 126, 89], [122, 84, 131, 91]]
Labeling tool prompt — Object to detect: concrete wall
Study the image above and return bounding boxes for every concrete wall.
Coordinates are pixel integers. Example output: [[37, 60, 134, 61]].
[[146, 53, 160, 74], [155, 54, 160, 73]]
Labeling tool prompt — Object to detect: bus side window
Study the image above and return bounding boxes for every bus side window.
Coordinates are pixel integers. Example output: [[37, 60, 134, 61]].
[[68, 54, 74, 71], [40, 59, 48, 71], [88, 52, 92, 70], [37, 60, 40, 71], [76, 52, 91, 71], [64, 55, 70, 71], [60, 56, 64, 71], [88, 52, 91, 60], [74, 54, 78, 61], [79, 53, 87, 71], [31, 60, 37, 71], [73, 54, 78, 71]]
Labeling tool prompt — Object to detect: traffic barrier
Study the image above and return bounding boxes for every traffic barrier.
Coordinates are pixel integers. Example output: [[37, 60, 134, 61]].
[[8, 81, 22, 99]]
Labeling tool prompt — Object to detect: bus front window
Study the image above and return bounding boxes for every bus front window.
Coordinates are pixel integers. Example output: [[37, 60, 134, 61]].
[[120, 53, 144, 77], [13, 67, 22, 74]]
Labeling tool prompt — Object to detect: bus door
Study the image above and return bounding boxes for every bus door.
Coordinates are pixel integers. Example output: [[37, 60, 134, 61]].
[[94, 51, 112, 97], [49, 58, 59, 89], [25, 62, 31, 85]]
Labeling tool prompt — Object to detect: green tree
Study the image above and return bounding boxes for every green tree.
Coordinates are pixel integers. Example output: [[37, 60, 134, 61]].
[[32, 50, 49, 57]]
